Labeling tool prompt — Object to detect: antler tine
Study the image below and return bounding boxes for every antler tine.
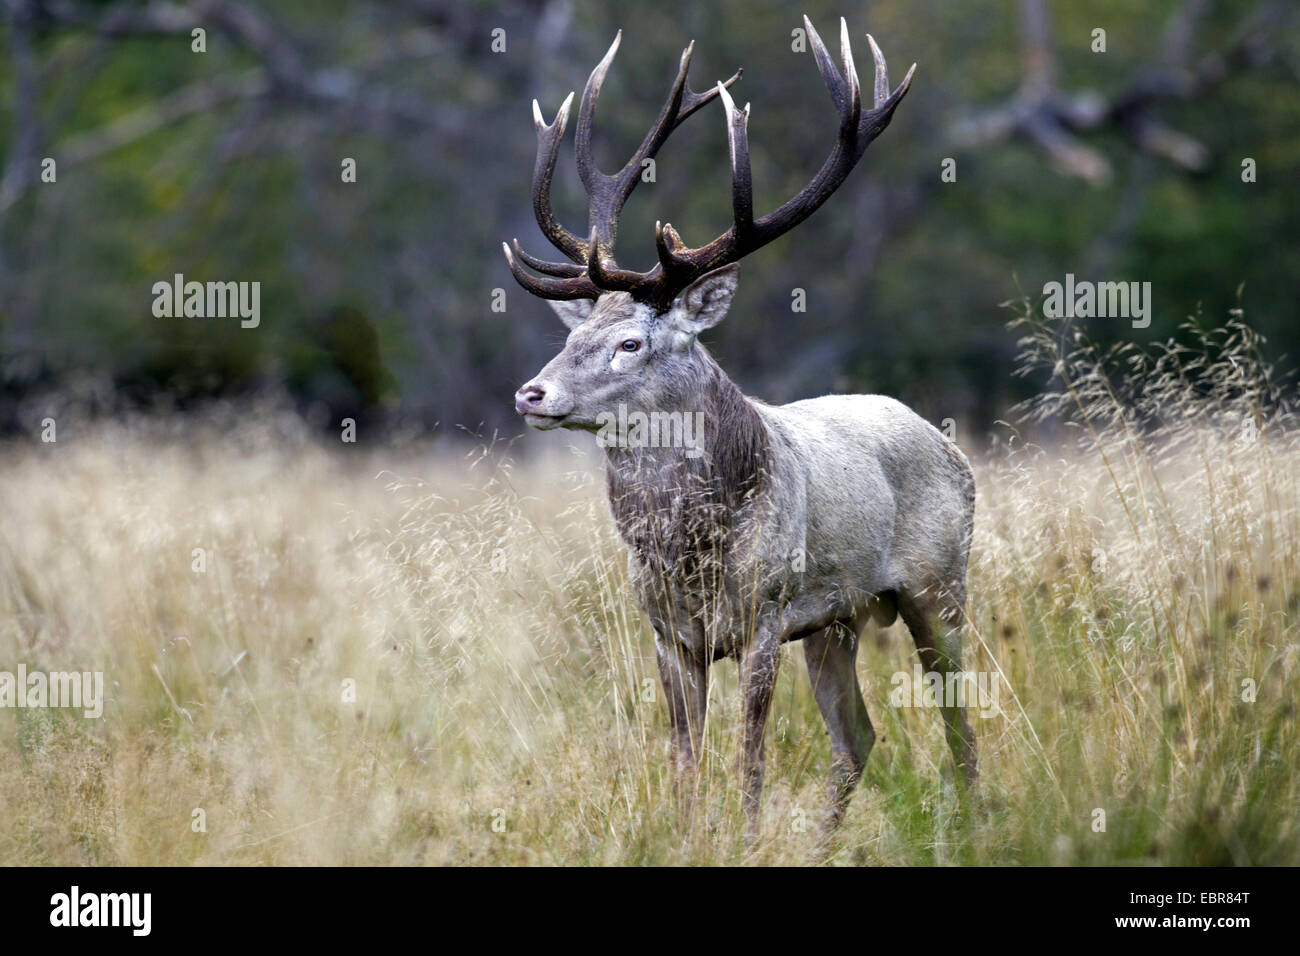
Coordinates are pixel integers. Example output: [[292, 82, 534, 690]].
[[654, 220, 686, 272], [840, 18, 861, 134], [717, 82, 754, 240], [502, 242, 602, 299], [531, 92, 587, 263], [861, 60, 916, 140], [805, 16, 850, 120], [679, 55, 742, 121], [574, 32, 622, 198], [511, 238, 587, 277], [866, 34, 889, 108]]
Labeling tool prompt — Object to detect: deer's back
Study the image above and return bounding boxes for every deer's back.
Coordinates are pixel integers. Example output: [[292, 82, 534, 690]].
[[757, 393, 975, 596]]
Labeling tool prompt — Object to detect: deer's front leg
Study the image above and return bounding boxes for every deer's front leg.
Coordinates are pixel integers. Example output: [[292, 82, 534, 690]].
[[739, 630, 780, 839], [654, 631, 707, 810]]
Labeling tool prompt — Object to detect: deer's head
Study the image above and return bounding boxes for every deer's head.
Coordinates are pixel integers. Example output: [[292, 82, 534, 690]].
[[507, 17, 914, 431]]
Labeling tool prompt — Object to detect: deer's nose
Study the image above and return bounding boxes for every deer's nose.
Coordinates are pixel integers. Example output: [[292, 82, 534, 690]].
[[515, 384, 546, 416]]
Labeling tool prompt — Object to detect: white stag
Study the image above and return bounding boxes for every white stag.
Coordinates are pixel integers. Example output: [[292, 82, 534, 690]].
[[505, 17, 976, 837]]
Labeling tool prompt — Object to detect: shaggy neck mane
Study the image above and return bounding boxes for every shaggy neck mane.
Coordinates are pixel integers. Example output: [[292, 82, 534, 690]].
[[604, 347, 771, 575]]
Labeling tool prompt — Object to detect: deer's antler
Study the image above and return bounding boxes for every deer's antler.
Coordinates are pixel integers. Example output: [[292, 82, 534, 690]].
[[506, 17, 914, 310]]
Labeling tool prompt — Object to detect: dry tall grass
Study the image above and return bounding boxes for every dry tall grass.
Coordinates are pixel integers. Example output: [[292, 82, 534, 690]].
[[1, 314, 1297, 864]]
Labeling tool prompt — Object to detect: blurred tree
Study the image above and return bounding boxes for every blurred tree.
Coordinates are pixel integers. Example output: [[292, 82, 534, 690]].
[[0, 0, 1295, 440]]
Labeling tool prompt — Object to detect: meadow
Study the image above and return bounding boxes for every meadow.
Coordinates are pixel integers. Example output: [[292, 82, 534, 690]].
[[1, 315, 1297, 865]]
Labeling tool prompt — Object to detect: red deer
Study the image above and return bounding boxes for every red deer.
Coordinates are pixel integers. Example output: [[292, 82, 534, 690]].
[[505, 17, 976, 839]]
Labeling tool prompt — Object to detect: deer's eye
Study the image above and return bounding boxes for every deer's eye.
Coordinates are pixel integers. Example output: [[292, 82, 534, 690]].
[[619, 339, 641, 352]]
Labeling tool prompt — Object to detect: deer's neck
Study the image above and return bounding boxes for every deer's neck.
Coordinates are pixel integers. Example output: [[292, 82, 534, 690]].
[[603, 350, 770, 572]]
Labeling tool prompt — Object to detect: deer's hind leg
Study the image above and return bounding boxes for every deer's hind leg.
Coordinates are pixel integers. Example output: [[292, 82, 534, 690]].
[[897, 587, 977, 787], [803, 621, 875, 832]]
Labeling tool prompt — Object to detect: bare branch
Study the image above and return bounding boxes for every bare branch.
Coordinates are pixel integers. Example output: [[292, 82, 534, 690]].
[[949, 0, 1293, 184]]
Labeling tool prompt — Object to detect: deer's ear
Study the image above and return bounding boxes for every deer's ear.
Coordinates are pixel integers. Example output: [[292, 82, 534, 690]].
[[548, 298, 595, 329], [669, 264, 740, 337]]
